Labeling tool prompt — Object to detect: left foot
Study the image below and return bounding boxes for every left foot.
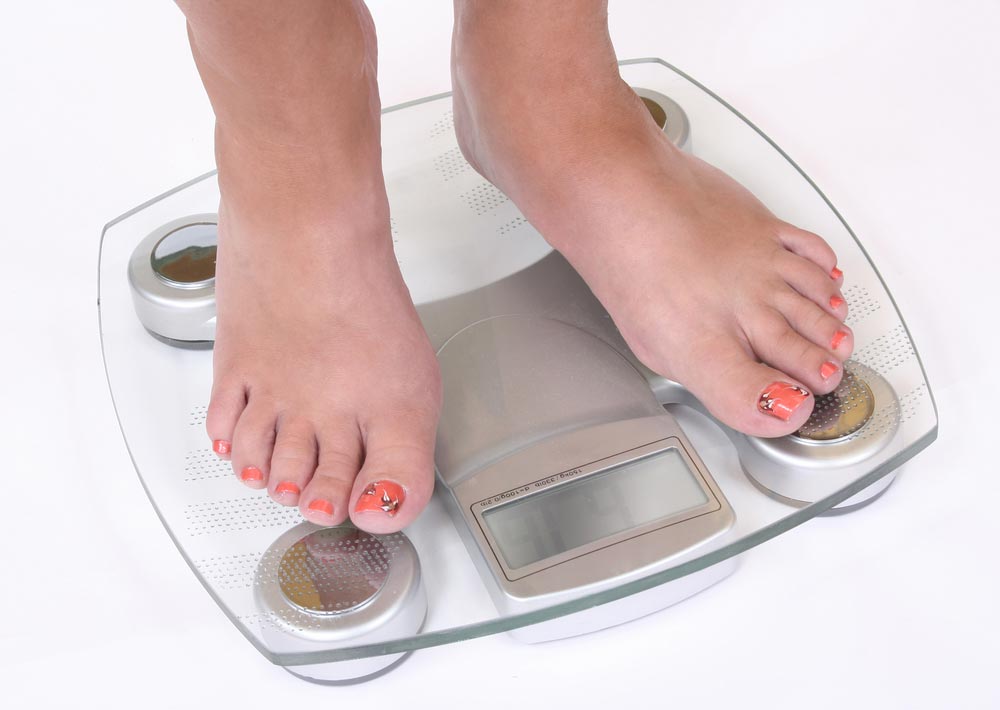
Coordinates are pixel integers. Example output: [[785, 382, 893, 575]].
[[452, 3, 853, 437]]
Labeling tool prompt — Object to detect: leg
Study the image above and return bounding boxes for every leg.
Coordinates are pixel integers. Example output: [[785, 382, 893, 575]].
[[451, 1, 853, 436], [177, 0, 441, 532]]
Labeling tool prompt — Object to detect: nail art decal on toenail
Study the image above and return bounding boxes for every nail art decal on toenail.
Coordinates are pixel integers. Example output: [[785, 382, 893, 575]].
[[308, 499, 334, 516], [830, 266, 843, 280], [830, 295, 845, 310], [212, 439, 231, 457], [820, 361, 839, 379], [831, 330, 848, 350], [240, 466, 263, 483], [275, 481, 300, 497], [758, 382, 810, 421], [355, 481, 404, 517]]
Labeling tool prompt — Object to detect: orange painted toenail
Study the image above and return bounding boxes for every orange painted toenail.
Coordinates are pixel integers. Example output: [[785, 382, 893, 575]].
[[240, 466, 263, 482], [830, 266, 843, 280], [355, 480, 405, 517], [758, 382, 810, 422], [830, 295, 845, 310], [308, 499, 334, 516], [831, 330, 848, 350], [212, 439, 231, 456], [820, 361, 839, 379], [275, 481, 300, 497]]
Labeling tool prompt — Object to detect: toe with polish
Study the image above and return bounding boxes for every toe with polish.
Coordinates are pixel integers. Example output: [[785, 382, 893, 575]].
[[274, 481, 301, 502], [308, 498, 334, 516], [305, 498, 336, 525], [355, 480, 405, 517], [240, 466, 264, 484], [239, 466, 267, 490], [758, 382, 811, 422], [213, 439, 232, 458]]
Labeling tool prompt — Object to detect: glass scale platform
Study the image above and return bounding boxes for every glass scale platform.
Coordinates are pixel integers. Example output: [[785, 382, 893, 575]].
[[98, 59, 938, 678]]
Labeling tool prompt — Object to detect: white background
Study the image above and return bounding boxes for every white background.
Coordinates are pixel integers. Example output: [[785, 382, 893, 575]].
[[2, 1, 998, 707]]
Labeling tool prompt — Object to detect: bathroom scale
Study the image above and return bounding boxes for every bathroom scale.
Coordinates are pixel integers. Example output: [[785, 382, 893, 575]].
[[99, 58, 938, 682]]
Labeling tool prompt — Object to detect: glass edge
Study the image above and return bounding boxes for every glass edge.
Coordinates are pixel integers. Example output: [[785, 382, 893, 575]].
[[278, 424, 936, 666], [97, 60, 939, 669], [97, 170, 284, 664], [381, 90, 454, 115]]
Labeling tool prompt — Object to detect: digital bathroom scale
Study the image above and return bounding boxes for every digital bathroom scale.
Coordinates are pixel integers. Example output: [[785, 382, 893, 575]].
[[99, 58, 938, 681]]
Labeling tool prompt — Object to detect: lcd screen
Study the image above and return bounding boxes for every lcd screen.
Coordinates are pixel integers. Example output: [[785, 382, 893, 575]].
[[482, 448, 710, 570]]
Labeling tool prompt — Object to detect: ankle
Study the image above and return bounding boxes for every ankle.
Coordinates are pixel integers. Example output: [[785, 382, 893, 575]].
[[453, 77, 665, 248]]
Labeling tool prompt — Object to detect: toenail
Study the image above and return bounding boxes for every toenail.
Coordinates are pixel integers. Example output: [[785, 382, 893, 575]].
[[212, 439, 231, 457], [830, 295, 845, 310], [758, 382, 810, 422], [820, 361, 839, 379], [274, 481, 300, 498], [355, 480, 405, 517], [831, 330, 849, 350], [240, 466, 263, 483], [307, 498, 335, 518], [830, 266, 843, 280]]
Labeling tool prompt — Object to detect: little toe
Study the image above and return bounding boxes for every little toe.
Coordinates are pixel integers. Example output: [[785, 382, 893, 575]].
[[267, 418, 318, 507], [349, 415, 437, 534], [299, 426, 364, 527], [681, 338, 815, 438], [205, 376, 246, 460], [230, 401, 276, 490]]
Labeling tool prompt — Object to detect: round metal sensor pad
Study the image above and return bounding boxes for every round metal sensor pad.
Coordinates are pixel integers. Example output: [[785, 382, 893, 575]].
[[739, 360, 901, 511], [794, 367, 876, 442], [151, 222, 217, 287], [277, 528, 391, 615], [253, 522, 425, 682], [128, 213, 219, 344]]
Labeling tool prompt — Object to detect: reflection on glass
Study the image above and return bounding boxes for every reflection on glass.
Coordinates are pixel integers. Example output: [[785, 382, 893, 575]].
[[151, 222, 217, 286], [278, 528, 390, 614]]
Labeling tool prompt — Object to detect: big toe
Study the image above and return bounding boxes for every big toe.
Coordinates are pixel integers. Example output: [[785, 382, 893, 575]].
[[348, 414, 438, 534], [680, 337, 815, 438]]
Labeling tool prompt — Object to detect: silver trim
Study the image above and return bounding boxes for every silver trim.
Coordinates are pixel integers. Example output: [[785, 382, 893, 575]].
[[127, 213, 218, 343]]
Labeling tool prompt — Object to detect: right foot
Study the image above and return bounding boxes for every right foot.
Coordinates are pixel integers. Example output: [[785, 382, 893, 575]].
[[451, 3, 854, 437], [187, 2, 441, 533]]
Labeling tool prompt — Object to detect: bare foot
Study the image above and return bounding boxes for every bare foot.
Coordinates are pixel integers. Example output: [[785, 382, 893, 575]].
[[452, 2, 853, 437], [184, 0, 441, 532]]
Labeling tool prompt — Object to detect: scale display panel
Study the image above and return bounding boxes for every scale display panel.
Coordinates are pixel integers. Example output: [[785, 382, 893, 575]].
[[482, 449, 710, 570]]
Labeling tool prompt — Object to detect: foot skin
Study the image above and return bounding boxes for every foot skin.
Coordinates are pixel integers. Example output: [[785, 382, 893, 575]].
[[452, 3, 853, 437], [186, 2, 441, 532]]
